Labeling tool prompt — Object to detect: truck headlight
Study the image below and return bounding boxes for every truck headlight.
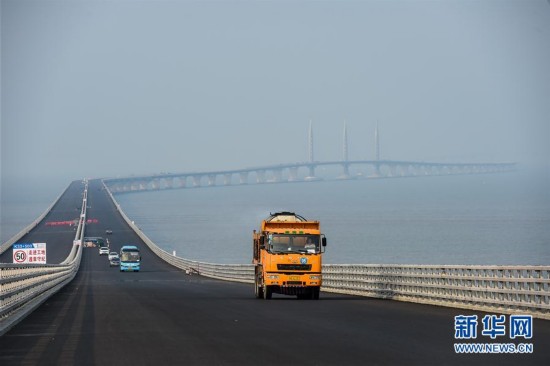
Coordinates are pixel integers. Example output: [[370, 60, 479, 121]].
[[268, 275, 279, 279], [309, 275, 321, 280]]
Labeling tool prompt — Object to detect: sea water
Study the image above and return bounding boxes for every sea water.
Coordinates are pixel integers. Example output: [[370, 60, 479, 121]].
[[113, 170, 550, 265]]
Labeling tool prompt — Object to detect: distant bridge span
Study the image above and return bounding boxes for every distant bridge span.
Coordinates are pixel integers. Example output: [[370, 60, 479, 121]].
[[103, 159, 517, 193]]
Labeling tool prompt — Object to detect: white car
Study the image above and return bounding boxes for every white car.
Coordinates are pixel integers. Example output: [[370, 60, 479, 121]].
[[99, 247, 109, 255], [109, 254, 120, 266], [108, 252, 118, 260]]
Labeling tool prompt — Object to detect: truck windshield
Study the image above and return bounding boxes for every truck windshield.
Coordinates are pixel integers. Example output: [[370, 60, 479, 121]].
[[268, 234, 320, 254], [120, 251, 140, 263]]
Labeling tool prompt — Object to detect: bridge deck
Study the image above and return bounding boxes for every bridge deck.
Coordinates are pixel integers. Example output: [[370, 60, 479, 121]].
[[1, 179, 548, 365]]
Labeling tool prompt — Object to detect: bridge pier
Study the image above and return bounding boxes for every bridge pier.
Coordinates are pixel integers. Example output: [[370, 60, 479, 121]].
[[165, 178, 174, 189], [192, 175, 201, 188], [337, 163, 351, 179], [176, 176, 187, 188], [288, 167, 299, 182], [396, 164, 406, 177], [223, 173, 232, 186], [389, 165, 398, 177], [239, 172, 248, 184], [207, 174, 216, 187], [372, 164, 383, 178], [304, 165, 319, 181], [135, 181, 146, 191], [256, 170, 266, 184], [272, 169, 283, 183], [151, 179, 161, 190]]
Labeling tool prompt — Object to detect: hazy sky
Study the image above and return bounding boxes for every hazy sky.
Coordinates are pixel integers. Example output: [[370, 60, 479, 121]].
[[2, 0, 549, 200]]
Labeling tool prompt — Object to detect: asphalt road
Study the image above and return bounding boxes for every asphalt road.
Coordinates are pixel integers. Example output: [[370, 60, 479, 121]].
[[0, 180, 85, 264], [1, 179, 549, 365]]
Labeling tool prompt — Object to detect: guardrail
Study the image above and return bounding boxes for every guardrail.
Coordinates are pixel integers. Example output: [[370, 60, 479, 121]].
[[321, 264, 550, 320], [104, 181, 550, 320], [0, 181, 88, 336], [0, 183, 71, 255]]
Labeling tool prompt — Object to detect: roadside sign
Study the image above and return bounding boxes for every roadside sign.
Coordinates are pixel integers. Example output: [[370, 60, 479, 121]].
[[12, 243, 47, 264]]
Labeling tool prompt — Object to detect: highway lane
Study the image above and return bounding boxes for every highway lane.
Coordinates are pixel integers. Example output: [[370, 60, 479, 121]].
[[1, 179, 549, 365], [0, 180, 86, 264]]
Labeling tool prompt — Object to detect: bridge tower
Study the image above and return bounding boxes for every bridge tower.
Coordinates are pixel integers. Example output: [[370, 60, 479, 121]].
[[374, 121, 381, 177], [375, 121, 380, 161], [339, 122, 351, 179], [305, 120, 319, 181], [343, 121, 348, 162], [309, 119, 314, 163]]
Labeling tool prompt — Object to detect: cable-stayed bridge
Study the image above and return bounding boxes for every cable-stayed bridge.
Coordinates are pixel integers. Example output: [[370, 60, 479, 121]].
[[104, 124, 516, 193], [104, 159, 516, 193]]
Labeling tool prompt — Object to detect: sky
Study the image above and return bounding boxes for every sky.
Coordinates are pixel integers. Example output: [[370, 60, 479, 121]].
[[1, 0, 550, 202]]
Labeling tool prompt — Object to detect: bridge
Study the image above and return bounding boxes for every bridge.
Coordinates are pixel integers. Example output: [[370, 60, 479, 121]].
[[104, 159, 517, 193], [1, 178, 548, 365], [104, 124, 517, 193]]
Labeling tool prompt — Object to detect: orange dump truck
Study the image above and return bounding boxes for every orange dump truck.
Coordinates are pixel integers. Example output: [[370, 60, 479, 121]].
[[253, 212, 327, 300]]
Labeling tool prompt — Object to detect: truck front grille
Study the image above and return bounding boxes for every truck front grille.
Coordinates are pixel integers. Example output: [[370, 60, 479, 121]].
[[285, 281, 304, 285], [277, 264, 312, 271]]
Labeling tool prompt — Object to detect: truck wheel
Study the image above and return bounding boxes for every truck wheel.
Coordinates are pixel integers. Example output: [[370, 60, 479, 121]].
[[255, 278, 264, 299], [263, 285, 272, 300], [312, 287, 320, 300]]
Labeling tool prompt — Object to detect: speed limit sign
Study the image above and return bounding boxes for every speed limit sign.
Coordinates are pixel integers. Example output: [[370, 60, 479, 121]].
[[13, 250, 27, 263], [12, 243, 46, 264]]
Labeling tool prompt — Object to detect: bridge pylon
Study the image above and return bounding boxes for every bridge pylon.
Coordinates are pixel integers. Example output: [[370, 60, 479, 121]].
[[372, 122, 381, 178], [338, 122, 352, 179], [304, 120, 321, 181]]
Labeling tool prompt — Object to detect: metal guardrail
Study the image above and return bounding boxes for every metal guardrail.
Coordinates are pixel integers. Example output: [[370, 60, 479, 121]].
[[0, 182, 88, 336], [105, 182, 550, 320], [321, 264, 550, 320]]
